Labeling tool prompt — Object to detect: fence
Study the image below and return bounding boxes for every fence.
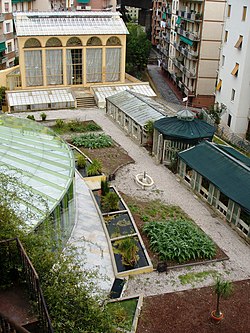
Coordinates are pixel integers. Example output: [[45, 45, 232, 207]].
[[0, 238, 53, 333]]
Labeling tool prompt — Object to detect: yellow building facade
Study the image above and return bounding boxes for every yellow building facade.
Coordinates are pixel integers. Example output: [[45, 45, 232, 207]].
[[13, 11, 128, 90]]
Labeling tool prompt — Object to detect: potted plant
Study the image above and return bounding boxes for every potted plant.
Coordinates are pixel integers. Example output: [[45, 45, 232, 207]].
[[211, 277, 233, 323], [40, 112, 47, 121]]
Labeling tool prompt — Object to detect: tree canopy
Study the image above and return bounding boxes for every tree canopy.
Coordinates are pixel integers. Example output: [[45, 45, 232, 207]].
[[126, 23, 151, 78]]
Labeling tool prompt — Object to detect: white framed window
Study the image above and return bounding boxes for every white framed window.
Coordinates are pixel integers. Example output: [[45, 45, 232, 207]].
[[231, 89, 235, 101]]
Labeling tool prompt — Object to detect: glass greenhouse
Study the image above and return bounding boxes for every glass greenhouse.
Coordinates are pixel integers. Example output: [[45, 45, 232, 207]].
[[0, 115, 75, 243]]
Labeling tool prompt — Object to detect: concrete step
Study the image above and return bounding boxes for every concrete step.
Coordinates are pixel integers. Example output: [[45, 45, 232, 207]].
[[76, 96, 96, 108]]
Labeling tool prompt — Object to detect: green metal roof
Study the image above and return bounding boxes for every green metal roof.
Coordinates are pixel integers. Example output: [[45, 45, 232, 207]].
[[154, 115, 215, 142], [216, 144, 250, 167], [180, 35, 193, 46], [179, 141, 250, 213], [0, 115, 75, 229]]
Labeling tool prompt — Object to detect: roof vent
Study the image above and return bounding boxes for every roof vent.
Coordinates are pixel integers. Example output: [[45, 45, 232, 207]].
[[176, 109, 194, 121]]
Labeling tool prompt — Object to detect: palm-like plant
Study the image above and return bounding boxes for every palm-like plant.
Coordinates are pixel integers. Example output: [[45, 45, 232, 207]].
[[214, 277, 233, 318], [117, 238, 139, 267]]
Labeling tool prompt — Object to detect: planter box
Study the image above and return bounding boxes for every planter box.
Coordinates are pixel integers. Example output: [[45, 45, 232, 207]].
[[92, 187, 126, 213], [104, 212, 136, 239]]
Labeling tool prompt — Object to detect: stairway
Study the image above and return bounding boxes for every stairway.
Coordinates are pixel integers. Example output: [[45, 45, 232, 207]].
[[76, 95, 96, 108]]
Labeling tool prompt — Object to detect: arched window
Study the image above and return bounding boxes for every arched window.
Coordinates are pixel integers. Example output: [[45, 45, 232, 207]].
[[24, 38, 41, 48], [87, 37, 102, 46], [106, 37, 121, 46], [66, 37, 82, 47], [46, 37, 62, 47]]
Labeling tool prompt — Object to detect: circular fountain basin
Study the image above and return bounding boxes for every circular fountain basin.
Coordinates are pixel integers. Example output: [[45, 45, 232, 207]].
[[135, 173, 154, 190]]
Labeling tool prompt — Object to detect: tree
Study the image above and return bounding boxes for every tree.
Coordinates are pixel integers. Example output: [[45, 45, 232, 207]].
[[0, 168, 117, 332], [126, 23, 151, 78], [214, 277, 233, 318]]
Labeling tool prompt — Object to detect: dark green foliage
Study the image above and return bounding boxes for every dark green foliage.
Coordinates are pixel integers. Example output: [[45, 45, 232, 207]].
[[143, 220, 216, 263], [53, 119, 102, 134], [0, 86, 6, 109], [72, 133, 113, 149], [87, 159, 102, 176], [108, 298, 138, 331], [115, 237, 139, 266], [101, 179, 110, 196], [27, 115, 35, 121], [126, 23, 151, 78], [101, 192, 120, 213], [214, 277, 233, 317], [40, 112, 47, 121], [76, 154, 87, 169]]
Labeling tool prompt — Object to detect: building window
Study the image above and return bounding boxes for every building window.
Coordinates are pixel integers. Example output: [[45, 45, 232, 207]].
[[222, 55, 225, 66], [6, 23, 10, 33], [231, 89, 235, 101], [242, 6, 247, 21], [4, 2, 9, 12], [227, 4, 231, 17], [231, 63, 239, 77], [224, 30, 228, 42], [234, 35, 243, 49], [227, 114, 232, 127], [66, 49, 83, 85], [24, 38, 41, 48], [216, 79, 222, 91], [7, 42, 12, 53]]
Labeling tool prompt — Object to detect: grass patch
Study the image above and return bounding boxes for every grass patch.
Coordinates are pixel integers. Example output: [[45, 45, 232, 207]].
[[127, 199, 189, 222], [178, 270, 219, 285], [108, 298, 138, 331], [51, 119, 102, 134], [72, 133, 113, 149]]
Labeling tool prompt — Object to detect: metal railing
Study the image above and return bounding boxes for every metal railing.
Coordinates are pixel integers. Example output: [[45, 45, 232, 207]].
[[0, 312, 30, 333], [0, 238, 54, 333]]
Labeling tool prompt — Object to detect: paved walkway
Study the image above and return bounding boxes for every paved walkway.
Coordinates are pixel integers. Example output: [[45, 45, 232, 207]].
[[12, 109, 250, 297]]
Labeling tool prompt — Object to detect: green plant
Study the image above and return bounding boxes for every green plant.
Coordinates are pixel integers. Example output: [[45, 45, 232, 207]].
[[87, 159, 102, 176], [101, 179, 110, 196], [40, 112, 47, 121], [214, 277, 233, 318], [55, 119, 64, 128], [76, 154, 86, 169], [115, 237, 139, 266], [27, 115, 35, 121], [143, 220, 216, 263], [72, 133, 113, 149], [101, 192, 120, 212]]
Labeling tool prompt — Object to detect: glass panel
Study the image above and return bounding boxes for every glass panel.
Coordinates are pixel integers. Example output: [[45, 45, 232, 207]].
[[67, 49, 82, 85], [25, 50, 43, 86], [106, 48, 121, 82], [86, 48, 102, 83], [46, 50, 63, 85]]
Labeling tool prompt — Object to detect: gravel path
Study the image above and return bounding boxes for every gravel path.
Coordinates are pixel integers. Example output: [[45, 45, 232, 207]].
[[12, 109, 250, 297]]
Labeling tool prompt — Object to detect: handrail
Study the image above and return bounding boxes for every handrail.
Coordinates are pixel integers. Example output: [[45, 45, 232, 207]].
[[0, 312, 30, 333], [0, 238, 54, 333]]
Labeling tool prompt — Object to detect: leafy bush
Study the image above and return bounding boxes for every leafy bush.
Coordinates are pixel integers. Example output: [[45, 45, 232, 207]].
[[72, 133, 113, 149], [40, 112, 47, 121], [101, 192, 119, 212], [27, 115, 35, 121], [55, 119, 64, 128], [87, 159, 102, 176], [143, 220, 216, 263], [114, 237, 139, 266], [101, 179, 110, 196], [76, 154, 86, 169]]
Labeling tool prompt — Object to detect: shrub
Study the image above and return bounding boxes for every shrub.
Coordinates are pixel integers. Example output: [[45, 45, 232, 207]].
[[76, 154, 86, 169], [115, 237, 139, 266], [101, 192, 119, 212], [143, 219, 216, 263], [87, 159, 102, 176], [40, 112, 47, 121], [72, 133, 113, 149], [27, 115, 35, 121], [101, 179, 110, 196], [55, 119, 64, 128]]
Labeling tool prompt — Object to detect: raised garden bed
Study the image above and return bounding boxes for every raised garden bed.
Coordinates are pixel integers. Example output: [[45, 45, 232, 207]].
[[112, 236, 149, 273], [108, 295, 141, 333], [92, 187, 126, 213], [104, 213, 136, 239]]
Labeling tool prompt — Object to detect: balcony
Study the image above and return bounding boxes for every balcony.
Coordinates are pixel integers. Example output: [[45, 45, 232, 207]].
[[177, 27, 200, 41], [173, 41, 198, 60], [172, 58, 196, 78], [0, 56, 8, 64], [176, 10, 202, 22]]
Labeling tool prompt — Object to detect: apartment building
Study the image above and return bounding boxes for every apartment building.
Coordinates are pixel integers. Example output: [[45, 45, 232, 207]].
[[73, 0, 116, 11], [152, 0, 226, 108], [0, 0, 16, 70], [215, 1, 250, 138]]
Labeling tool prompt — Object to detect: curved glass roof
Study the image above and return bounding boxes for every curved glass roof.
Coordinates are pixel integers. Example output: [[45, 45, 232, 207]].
[[0, 115, 75, 229]]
